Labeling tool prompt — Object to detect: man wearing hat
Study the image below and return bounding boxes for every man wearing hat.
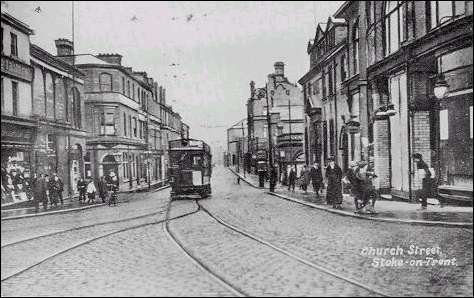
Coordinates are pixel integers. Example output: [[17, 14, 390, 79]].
[[412, 153, 431, 210], [309, 162, 323, 198], [345, 161, 363, 210], [325, 157, 343, 209]]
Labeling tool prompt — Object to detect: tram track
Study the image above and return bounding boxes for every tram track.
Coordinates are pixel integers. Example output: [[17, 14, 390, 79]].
[[1, 203, 200, 283], [1, 207, 167, 249], [2, 186, 172, 248], [163, 199, 247, 297], [188, 199, 390, 297]]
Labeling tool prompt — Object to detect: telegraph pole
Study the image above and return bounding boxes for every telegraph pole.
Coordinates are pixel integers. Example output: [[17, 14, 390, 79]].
[[265, 87, 275, 192], [288, 99, 293, 169], [241, 121, 246, 177]]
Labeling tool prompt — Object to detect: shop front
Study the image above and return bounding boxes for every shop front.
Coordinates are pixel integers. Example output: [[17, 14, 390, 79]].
[[1, 120, 37, 206]]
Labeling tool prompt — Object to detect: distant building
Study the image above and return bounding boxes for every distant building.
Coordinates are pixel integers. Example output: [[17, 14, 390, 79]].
[[226, 118, 247, 171], [247, 62, 304, 177]]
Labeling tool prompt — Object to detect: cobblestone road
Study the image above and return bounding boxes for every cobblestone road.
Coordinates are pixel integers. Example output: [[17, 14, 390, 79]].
[[2, 222, 233, 297], [199, 167, 473, 297]]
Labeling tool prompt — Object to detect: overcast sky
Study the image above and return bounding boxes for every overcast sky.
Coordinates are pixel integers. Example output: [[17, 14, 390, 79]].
[[4, 1, 343, 152]]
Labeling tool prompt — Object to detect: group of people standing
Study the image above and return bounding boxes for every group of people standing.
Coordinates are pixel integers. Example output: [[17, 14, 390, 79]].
[[284, 156, 375, 211], [27, 171, 120, 212], [30, 173, 64, 212], [76, 172, 120, 206]]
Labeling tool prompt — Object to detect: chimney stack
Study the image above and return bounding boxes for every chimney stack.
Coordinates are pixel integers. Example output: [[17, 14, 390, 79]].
[[96, 53, 123, 65], [55, 38, 74, 56], [274, 61, 285, 76]]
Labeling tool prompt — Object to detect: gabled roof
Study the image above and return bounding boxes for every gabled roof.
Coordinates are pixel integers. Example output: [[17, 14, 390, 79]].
[[315, 23, 327, 41]]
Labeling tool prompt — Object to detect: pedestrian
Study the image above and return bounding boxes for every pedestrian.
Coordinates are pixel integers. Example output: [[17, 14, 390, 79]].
[[98, 176, 108, 203], [345, 161, 363, 210], [33, 173, 48, 212], [355, 160, 378, 213], [77, 177, 87, 203], [325, 157, 343, 209], [48, 173, 63, 208], [106, 171, 119, 206], [412, 153, 432, 211], [300, 165, 310, 194], [288, 166, 296, 192], [86, 179, 97, 204], [309, 162, 323, 197]]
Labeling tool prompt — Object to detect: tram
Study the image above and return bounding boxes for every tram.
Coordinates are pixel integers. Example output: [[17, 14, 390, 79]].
[[168, 138, 212, 199]]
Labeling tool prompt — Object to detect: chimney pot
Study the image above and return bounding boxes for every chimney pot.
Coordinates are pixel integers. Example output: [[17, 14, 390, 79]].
[[274, 61, 284, 76], [96, 53, 123, 65]]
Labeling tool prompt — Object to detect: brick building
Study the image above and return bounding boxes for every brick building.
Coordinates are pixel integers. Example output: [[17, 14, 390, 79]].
[[300, 1, 472, 202], [2, 12, 88, 205]]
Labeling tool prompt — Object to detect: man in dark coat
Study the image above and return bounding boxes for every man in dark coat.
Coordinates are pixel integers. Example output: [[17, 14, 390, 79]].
[[48, 173, 63, 208], [97, 176, 108, 203], [309, 162, 323, 197], [77, 178, 87, 203], [288, 166, 296, 192], [325, 157, 343, 209], [33, 174, 48, 212], [413, 153, 432, 210], [345, 161, 363, 210]]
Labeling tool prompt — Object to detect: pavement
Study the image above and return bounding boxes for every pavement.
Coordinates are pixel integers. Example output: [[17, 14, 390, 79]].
[[229, 167, 473, 226], [1, 183, 169, 220]]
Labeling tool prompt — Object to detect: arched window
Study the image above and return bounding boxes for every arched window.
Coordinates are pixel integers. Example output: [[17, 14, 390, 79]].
[[352, 19, 359, 75], [71, 87, 81, 128], [384, 1, 406, 56], [99, 73, 112, 91]]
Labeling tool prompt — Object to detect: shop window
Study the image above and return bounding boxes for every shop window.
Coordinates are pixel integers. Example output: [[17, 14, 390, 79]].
[[440, 109, 449, 140]]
